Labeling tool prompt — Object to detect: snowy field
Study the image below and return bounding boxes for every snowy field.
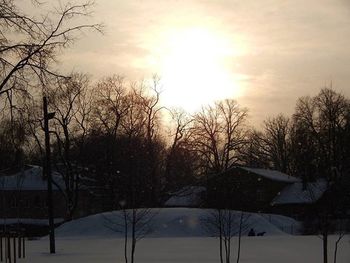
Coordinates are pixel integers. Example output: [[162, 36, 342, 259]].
[[23, 235, 350, 262], [10, 208, 350, 262]]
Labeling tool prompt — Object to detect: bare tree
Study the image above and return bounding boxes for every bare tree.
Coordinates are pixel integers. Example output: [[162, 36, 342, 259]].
[[90, 75, 130, 203], [238, 129, 270, 168], [129, 76, 165, 206], [39, 73, 92, 220], [87, 75, 166, 209], [291, 88, 350, 263], [104, 204, 156, 263], [203, 209, 251, 263], [0, 117, 26, 168], [167, 109, 192, 159], [92, 75, 129, 137], [163, 108, 195, 192], [0, 0, 102, 108], [333, 219, 347, 263], [292, 88, 349, 177], [249, 114, 291, 172], [191, 99, 248, 175], [191, 100, 249, 254], [51, 74, 91, 219]]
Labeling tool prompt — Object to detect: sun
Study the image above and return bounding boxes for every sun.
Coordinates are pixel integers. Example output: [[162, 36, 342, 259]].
[[146, 27, 244, 112]]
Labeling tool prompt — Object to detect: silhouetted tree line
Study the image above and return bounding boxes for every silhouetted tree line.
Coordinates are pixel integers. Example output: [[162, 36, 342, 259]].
[[1, 70, 350, 219], [244, 88, 350, 183]]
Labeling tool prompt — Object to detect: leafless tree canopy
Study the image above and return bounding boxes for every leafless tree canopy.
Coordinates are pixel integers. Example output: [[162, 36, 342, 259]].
[[0, 0, 102, 102], [190, 99, 248, 174]]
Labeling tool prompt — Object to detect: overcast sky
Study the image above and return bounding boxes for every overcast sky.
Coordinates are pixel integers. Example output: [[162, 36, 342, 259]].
[[52, 0, 350, 125]]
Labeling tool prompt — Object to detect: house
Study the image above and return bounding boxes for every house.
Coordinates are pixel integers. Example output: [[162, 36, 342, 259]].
[[206, 166, 301, 212], [0, 165, 95, 235], [162, 166, 334, 223], [270, 178, 328, 219], [0, 165, 67, 220], [0, 165, 67, 235]]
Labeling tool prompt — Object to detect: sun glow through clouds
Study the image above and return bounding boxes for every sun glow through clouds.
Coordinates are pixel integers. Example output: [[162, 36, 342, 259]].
[[147, 27, 245, 112]]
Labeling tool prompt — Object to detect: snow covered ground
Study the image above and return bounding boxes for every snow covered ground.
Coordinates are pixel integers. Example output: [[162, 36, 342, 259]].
[[23, 235, 350, 262], [8, 208, 350, 262]]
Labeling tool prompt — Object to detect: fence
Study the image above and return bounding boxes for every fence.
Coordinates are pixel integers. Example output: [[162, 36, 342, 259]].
[[0, 231, 25, 263]]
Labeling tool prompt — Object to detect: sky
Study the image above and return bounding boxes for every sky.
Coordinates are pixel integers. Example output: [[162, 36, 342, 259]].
[[48, 0, 350, 125]]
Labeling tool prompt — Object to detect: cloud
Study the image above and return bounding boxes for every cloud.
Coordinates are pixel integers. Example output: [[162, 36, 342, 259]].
[[54, 0, 350, 124]]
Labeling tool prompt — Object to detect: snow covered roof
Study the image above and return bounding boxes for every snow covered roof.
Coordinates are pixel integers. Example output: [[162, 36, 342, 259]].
[[1, 218, 64, 226], [239, 167, 301, 183], [0, 165, 65, 191], [164, 186, 206, 207], [271, 179, 328, 205]]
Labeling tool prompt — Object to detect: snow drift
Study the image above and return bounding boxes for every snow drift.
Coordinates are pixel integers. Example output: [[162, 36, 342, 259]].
[[55, 208, 301, 238]]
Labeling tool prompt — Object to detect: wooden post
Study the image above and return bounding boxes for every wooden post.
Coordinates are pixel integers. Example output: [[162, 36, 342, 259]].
[[4, 235, 6, 263], [1, 234, 3, 262], [22, 237, 24, 259], [12, 237, 15, 263], [17, 236, 20, 259], [7, 236, 10, 263], [43, 96, 56, 254]]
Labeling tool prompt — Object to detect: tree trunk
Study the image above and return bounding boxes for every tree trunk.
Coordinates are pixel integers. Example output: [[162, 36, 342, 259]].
[[224, 237, 228, 263], [131, 209, 136, 263], [323, 232, 328, 263], [333, 233, 344, 263], [227, 237, 231, 263], [219, 211, 223, 263], [123, 210, 128, 263], [236, 212, 243, 263]]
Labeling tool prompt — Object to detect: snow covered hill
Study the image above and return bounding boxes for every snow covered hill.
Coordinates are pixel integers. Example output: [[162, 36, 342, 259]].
[[55, 208, 301, 238]]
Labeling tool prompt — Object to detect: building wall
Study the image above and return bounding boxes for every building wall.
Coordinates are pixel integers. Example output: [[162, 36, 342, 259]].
[[207, 167, 290, 212], [0, 190, 67, 219], [270, 204, 309, 220]]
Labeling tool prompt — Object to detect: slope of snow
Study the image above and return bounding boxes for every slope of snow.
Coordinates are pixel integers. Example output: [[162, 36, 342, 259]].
[[260, 213, 302, 234], [271, 179, 328, 205], [55, 208, 297, 238], [164, 186, 205, 207], [240, 167, 300, 183]]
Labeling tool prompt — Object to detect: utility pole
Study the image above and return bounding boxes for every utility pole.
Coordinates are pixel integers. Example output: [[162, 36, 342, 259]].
[[43, 96, 56, 254]]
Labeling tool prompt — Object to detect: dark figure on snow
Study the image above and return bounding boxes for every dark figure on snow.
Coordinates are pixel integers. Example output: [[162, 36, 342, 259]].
[[257, 231, 266, 236], [248, 228, 255, 236]]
